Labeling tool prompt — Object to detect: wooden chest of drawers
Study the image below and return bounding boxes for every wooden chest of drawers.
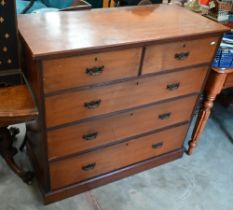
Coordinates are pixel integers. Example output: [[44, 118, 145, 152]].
[[18, 5, 228, 203]]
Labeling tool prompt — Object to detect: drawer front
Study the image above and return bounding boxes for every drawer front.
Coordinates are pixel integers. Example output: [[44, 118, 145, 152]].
[[142, 36, 219, 75], [50, 124, 188, 190], [43, 48, 142, 93], [48, 95, 197, 159], [45, 66, 208, 128]]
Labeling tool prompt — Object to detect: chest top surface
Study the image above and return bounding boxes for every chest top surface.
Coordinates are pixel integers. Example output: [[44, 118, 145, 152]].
[[18, 4, 228, 59]]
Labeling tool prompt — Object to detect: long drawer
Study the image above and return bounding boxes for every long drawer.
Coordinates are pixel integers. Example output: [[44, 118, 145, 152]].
[[45, 66, 208, 128], [43, 48, 142, 93], [47, 95, 197, 159], [49, 124, 189, 190], [142, 36, 219, 75]]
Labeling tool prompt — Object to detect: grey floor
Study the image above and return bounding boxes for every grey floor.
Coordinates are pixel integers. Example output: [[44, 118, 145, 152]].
[[0, 103, 233, 210]]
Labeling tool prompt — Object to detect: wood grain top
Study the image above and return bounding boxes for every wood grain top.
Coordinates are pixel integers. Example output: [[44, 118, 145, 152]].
[[0, 85, 38, 118], [18, 4, 229, 59]]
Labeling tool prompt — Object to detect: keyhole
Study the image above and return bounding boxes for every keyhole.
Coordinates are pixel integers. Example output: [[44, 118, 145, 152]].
[[95, 57, 98, 62], [183, 44, 186, 48]]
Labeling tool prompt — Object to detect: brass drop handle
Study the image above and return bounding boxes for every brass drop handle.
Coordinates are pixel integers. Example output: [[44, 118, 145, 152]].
[[152, 142, 163, 149], [82, 163, 96, 171], [175, 52, 190, 60], [83, 132, 98, 141], [86, 66, 104, 76], [84, 99, 101, 109], [166, 82, 180, 91], [159, 112, 171, 120]]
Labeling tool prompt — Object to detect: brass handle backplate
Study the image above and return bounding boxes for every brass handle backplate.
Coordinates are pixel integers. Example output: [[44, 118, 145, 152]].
[[83, 132, 98, 141], [152, 142, 163, 149], [167, 82, 180, 91], [175, 52, 190, 60], [82, 163, 96, 171], [84, 99, 101, 109], [86, 66, 104, 76], [159, 112, 171, 120]]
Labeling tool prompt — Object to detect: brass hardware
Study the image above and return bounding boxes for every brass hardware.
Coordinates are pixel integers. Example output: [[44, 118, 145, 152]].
[[84, 99, 101, 109], [174, 52, 189, 60], [82, 163, 96, 171], [166, 82, 180, 91], [210, 41, 216, 46], [7, 59, 12, 64], [86, 66, 104, 76], [152, 142, 163, 149], [83, 132, 98, 141], [0, 60, 2, 65], [159, 112, 171, 120]]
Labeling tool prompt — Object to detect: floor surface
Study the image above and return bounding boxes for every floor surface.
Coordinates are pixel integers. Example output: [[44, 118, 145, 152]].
[[0, 103, 233, 210]]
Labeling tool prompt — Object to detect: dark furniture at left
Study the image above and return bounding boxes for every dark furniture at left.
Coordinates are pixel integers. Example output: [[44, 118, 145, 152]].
[[0, 84, 38, 183], [0, 0, 20, 84], [0, 0, 38, 183]]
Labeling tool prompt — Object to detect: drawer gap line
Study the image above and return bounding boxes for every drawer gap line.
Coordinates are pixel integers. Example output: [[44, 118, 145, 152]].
[[46, 92, 198, 131], [48, 121, 189, 162]]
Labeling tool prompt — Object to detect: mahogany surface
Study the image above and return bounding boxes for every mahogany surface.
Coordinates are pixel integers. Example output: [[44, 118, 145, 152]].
[[18, 5, 227, 59], [43, 48, 141, 93], [44, 148, 184, 204], [0, 85, 38, 126], [143, 36, 220, 74], [50, 124, 188, 190], [18, 5, 228, 203], [45, 66, 208, 128], [48, 95, 197, 159]]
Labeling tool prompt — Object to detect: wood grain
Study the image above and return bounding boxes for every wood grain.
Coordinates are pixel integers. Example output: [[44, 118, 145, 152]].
[[188, 70, 227, 155], [18, 4, 227, 203], [17, 5, 228, 59], [43, 48, 142, 93], [45, 66, 208, 128], [45, 148, 183, 204], [49, 124, 188, 190], [0, 85, 38, 126], [142, 36, 219, 74], [47, 95, 197, 159]]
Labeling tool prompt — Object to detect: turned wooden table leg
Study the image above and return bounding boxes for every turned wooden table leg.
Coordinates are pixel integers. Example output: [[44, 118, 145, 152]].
[[0, 127, 34, 184], [187, 70, 227, 155]]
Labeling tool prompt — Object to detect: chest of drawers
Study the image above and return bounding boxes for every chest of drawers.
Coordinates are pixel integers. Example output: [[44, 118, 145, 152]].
[[18, 5, 228, 203]]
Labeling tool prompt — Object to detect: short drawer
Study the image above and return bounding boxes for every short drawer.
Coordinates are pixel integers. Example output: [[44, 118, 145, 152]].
[[48, 95, 197, 159], [142, 36, 219, 75], [43, 48, 142, 93], [49, 124, 188, 190], [45, 66, 208, 128]]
